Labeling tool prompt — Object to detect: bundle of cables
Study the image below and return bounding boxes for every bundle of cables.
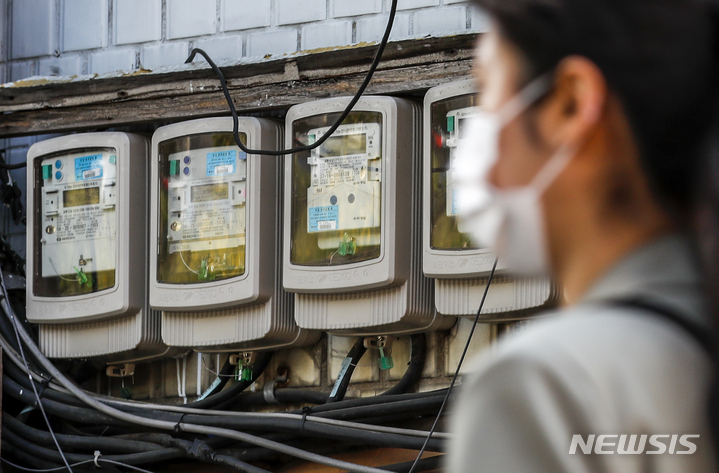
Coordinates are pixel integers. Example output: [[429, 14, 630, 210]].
[[1, 248, 495, 473]]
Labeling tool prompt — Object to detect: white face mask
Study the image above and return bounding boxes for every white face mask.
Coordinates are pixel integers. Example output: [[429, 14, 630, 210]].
[[453, 75, 576, 276]]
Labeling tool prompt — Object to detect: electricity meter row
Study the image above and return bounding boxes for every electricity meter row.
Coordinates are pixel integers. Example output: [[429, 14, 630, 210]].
[[26, 85, 557, 362]]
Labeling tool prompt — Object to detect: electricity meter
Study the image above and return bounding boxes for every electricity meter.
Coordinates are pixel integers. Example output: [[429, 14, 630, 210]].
[[284, 96, 451, 335], [150, 117, 317, 352], [423, 80, 558, 321], [26, 132, 164, 360]]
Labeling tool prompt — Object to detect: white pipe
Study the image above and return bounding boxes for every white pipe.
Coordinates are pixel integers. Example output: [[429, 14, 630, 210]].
[[196, 352, 202, 397]]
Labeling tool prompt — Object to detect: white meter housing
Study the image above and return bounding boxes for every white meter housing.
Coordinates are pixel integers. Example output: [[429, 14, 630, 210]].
[[150, 117, 317, 352], [284, 96, 449, 335], [423, 80, 558, 321], [26, 132, 164, 360]]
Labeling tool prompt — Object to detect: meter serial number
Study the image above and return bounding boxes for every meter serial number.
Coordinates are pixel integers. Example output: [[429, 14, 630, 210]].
[[50, 206, 115, 243], [311, 155, 369, 187], [171, 203, 244, 245]]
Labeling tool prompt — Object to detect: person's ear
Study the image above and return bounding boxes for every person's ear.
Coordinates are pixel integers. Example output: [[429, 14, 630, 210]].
[[536, 55, 607, 149]]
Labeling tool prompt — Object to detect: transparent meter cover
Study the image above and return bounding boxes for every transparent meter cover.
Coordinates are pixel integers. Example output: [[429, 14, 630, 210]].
[[291, 111, 383, 266], [157, 132, 248, 284], [430, 94, 481, 250], [33, 148, 118, 297]]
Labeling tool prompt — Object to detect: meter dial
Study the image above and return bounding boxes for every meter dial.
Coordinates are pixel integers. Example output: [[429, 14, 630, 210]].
[[429, 94, 481, 251], [32, 148, 117, 297], [290, 111, 383, 267], [156, 132, 248, 284]]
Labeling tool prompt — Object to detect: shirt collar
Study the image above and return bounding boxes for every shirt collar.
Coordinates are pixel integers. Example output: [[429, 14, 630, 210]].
[[580, 233, 707, 328]]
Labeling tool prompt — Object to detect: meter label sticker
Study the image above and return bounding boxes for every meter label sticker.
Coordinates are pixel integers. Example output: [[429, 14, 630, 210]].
[[451, 189, 459, 215], [74, 154, 104, 181], [168, 200, 245, 253], [308, 205, 339, 233], [310, 156, 370, 188], [54, 203, 116, 243], [206, 150, 239, 176]]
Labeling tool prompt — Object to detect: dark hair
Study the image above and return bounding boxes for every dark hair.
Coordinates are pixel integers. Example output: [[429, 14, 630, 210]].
[[472, 0, 718, 217]]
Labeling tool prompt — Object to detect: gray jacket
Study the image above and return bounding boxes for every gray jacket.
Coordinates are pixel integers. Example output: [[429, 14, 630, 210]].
[[447, 234, 715, 472]]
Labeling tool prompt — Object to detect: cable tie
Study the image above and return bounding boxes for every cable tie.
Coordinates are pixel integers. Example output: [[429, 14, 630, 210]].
[[174, 413, 187, 433], [37, 376, 53, 399], [300, 406, 312, 435], [93, 450, 101, 468]]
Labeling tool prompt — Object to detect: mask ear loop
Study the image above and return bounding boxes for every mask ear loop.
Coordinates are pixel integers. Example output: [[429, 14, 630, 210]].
[[504, 73, 580, 196], [495, 73, 555, 127], [529, 143, 577, 196]]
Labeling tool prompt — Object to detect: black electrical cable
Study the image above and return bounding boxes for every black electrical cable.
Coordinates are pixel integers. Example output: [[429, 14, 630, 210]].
[[127, 404, 447, 451], [231, 334, 427, 408], [5, 345, 268, 417], [407, 258, 499, 473], [184, 0, 398, 157], [327, 337, 367, 403], [2, 281, 393, 473], [4, 291, 75, 472], [5, 373, 447, 455], [343, 408, 448, 428], [1, 454, 158, 473], [230, 388, 330, 407], [6, 367, 449, 434], [380, 454, 444, 473], [163, 437, 271, 473], [0, 284, 449, 471], [2, 446, 70, 472], [3, 414, 165, 454], [168, 414, 445, 452], [4, 375, 133, 427], [2, 428, 184, 466], [4, 359, 89, 408], [186, 351, 272, 409], [1, 302, 269, 410], [312, 395, 451, 423], [300, 388, 448, 415], [202, 357, 236, 397], [0, 161, 27, 170], [381, 334, 426, 396]]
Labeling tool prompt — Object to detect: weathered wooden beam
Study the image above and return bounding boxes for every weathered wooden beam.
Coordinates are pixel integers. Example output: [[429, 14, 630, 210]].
[[0, 34, 477, 138]]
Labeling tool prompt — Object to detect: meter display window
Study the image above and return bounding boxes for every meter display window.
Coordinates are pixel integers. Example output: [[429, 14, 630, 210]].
[[32, 148, 118, 297], [157, 132, 248, 284], [429, 95, 481, 250], [290, 111, 383, 266]]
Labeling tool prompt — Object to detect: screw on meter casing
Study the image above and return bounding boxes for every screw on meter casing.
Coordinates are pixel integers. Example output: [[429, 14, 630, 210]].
[[156, 132, 249, 285], [33, 148, 118, 297], [289, 111, 383, 267]]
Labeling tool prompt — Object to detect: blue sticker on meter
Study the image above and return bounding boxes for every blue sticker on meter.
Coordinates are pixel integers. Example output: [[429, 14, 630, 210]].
[[308, 205, 339, 232], [451, 189, 459, 215], [207, 150, 240, 176], [74, 154, 104, 181]]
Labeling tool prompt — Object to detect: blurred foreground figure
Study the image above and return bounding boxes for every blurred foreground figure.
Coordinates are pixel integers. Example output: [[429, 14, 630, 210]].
[[448, 1, 719, 471]]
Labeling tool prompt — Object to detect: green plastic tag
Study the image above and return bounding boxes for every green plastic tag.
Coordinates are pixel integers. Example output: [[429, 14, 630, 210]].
[[338, 233, 357, 256], [378, 347, 394, 370], [447, 116, 455, 132], [198, 258, 215, 281], [73, 267, 93, 288]]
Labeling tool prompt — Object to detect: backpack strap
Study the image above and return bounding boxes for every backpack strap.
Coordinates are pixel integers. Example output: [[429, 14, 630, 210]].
[[612, 299, 715, 356]]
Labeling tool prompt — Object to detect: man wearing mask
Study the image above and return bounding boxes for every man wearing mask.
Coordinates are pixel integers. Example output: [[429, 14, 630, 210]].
[[448, 0, 718, 471]]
